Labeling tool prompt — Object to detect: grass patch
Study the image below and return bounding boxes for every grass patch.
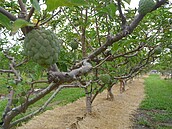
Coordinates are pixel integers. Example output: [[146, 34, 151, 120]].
[[137, 117, 151, 127], [0, 73, 86, 127], [0, 86, 85, 126], [133, 74, 172, 129]]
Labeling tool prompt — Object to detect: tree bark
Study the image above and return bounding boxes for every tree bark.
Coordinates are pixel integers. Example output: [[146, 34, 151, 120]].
[[107, 86, 114, 101]]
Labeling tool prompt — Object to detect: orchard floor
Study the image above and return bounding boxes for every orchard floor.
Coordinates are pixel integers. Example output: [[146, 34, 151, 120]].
[[18, 76, 146, 129]]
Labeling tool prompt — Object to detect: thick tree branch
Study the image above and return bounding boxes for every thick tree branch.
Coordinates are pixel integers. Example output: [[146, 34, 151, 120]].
[[1, 1, 168, 128], [0, 7, 17, 21], [2, 88, 14, 123], [11, 82, 87, 126], [48, 60, 92, 83], [2, 60, 92, 128], [153, 0, 168, 11], [88, 0, 167, 60]]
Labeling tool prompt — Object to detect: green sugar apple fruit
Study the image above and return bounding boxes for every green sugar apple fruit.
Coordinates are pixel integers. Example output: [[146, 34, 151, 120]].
[[138, 0, 155, 15], [12, 98, 18, 105], [23, 29, 61, 67], [99, 74, 111, 84], [70, 41, 78, 50], [168, 45, 172, 49], [154, 46, 162, 55]]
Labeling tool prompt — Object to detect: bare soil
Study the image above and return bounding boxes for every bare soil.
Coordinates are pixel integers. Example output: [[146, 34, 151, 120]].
[[18, 77, 146, 129]]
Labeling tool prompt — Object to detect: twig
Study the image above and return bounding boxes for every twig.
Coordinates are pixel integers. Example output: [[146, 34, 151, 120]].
[[4, 51, 22, 83], [114, 59, 129, 68], [3, 59, 92, 128], [88, 0, 167, 60], [30, 80, 49, 87], [40, 10, 61, 26], [0, 69, 13, 73], [26, 7, 35, 21], [81, 8, 88, 57], [16, 58, 28, 67], [124, 51, 139, 58], [91, 83, 104, 103], [94, 8, 101, 46], [61, 8, 80, 36], [9, 64, 22, 83], [11, 82, 88, 126], [114, 50, 156, 80], [117, 0, 127, 30], [18, 0, 27, 18], [93, 55, 111, 69]]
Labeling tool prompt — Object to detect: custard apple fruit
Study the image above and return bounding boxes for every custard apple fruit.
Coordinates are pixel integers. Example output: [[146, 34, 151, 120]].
[[70, 41, 78, 50], [168, 45, 172, 49], [12, 98, 18, 105], [138, 0, 155, 15], [23, 29, 61, 66], [153, 46, 162, 55], [99, 74, 111, 84]]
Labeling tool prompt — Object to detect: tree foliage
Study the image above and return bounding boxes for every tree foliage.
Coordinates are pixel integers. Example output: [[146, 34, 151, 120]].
[[0, 0, 171, 128]]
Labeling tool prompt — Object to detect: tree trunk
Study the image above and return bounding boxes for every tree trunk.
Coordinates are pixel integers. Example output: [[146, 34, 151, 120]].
[[84, 87, 92, 114], [119, 79, 125, 93], [107, 86, 114, 101], [85, 94, 92, 114]]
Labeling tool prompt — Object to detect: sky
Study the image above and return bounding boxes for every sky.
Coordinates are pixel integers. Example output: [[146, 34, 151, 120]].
[[130, 0, 139, 8]]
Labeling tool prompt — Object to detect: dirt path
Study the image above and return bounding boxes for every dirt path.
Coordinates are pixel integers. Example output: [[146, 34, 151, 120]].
[[18, 77, 146, 129]]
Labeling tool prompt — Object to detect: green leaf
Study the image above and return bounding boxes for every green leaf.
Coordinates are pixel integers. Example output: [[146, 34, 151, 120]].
[[106, 3, 117, 18], [22, 0, 27, 3], [12, 19, 34, 34], [0, 13, 12, 30], [46, 0, 87, 11], [30, 0, 40, 12], [112, 43, 119, 52], [8, 80, 16, 89], [97, 4, 117, 18]]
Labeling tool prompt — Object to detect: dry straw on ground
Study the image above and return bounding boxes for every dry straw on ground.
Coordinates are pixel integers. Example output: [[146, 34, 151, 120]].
[[18, 77, 146, 129]]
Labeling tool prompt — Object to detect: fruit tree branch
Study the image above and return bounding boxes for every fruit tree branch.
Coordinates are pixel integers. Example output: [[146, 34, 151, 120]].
[[40, 9, 61, 26], [26, 7, 35, 21], [88, 0, 166, 60], [2, 60, 92, 128], [0, 69, 13, 73], [4, 51, 22, 83], [0, 7, 17, 21], [114, 50, 155, 80], [61, 8, 80, 36], [18, 0, 27, 18], [117, 0, 127, 30], [11, 82, 86, 126]]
